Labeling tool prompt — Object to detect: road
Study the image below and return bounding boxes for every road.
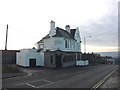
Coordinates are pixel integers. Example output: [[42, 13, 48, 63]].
[[99, 69, 118, 88], [2, 64, 118, 88]]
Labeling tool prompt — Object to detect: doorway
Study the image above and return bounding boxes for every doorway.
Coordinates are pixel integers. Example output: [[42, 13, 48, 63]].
[[29, 59, 36, 67], [55, 54, 62, 68]]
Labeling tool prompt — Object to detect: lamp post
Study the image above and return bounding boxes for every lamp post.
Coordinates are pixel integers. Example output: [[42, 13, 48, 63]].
[[84, 36, 91, 53]]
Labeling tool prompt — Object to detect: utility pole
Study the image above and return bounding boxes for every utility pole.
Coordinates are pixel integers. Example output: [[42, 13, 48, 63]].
[[5, 24, 8, 50]]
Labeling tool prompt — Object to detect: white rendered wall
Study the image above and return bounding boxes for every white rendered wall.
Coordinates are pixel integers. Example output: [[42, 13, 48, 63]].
[[76, 42, 81, 52], [16, 49, 44, 67], [44, 38, 54, 51], [42, 37, 81, 52], [16, 52, 25, 66], [74, 27, 81, 42], [54, 38, 80, 52], [74, 27, 81, 52], [53, 37, 64, 50]]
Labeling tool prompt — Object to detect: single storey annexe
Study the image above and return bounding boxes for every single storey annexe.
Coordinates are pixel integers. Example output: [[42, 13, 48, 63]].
[[16, 49, 44, 67]]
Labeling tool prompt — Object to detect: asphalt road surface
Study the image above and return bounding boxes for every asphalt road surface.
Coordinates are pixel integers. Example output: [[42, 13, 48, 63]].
[[2, 64, 118, 88]]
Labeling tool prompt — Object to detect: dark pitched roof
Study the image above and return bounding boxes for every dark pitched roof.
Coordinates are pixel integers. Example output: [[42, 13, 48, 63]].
[[70, 29, 76, 37], [52, 27, 75, 40], [37, 48, 43, 52], [37, 27, 76, 43], [37, 34, 50, 43]]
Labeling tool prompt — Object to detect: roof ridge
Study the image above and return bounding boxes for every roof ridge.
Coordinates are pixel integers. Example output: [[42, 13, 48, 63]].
[[56, 27, 75, 35], [37, 27, 77, 44], [55, 27, 76, 40]]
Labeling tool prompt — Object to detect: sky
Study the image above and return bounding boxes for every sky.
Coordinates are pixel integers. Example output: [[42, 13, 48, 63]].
[[0, 0, 118, 53]]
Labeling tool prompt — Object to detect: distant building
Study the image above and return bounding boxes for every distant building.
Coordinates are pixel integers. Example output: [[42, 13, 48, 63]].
[[101, 56, 114, 64], [17, 20, 82, 68], [81, 53, 103, 64]]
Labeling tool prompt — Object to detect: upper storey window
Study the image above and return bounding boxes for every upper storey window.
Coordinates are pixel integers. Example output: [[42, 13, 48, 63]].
[[65, 40, 67, 48]]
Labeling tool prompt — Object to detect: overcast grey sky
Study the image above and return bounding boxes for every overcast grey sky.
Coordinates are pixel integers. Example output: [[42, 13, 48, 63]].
[[0, 0, 118, 52]]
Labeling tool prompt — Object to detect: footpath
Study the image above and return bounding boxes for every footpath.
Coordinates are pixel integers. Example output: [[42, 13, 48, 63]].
[[2, 72, 27, 79]]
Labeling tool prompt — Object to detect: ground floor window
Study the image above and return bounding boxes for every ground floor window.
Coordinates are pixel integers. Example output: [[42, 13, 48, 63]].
[[63, 55, 75, 63], [50, 55, 53, 63], [65, 40, 67, 48]]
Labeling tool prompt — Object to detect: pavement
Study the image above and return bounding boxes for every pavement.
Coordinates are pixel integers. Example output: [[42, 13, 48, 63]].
[[2, 66, 43, 79], [2, 64, 118, 89], [2, 72, 27, 79]]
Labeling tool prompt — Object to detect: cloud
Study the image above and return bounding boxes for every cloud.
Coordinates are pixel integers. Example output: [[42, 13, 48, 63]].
[[0, 0, 118, 51], [80, 1, 118, 48]]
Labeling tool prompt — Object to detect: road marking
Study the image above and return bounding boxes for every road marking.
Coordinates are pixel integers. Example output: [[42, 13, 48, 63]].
[[16, 79, 43, 86], [26, 83, 36, 88], [90, 68, 118, 90], [16, 79, 53, 88], [16, 82, 28, 86], [16, 79, 54, 88], [37, 80, 63, 88], [42, 79, 52, 83], [27, 73, 32, 76]]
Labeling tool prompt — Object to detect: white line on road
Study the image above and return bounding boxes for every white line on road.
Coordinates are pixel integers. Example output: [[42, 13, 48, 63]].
[[27, 73, 32, 76], [37, 80, 63, 88], [42, 79, 53, 83], [26, 83, 37, 88], [16, 79, 62, 88], [16, 82, 28, 86], [91, 67, 118, 90], [16, 78, 63, 88], [15, 79, 53, 88], [16, 79, 43, 86]]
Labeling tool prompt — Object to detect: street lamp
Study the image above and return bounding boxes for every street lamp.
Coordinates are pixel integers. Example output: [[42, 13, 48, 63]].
[[84, 36, 91, 53]]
